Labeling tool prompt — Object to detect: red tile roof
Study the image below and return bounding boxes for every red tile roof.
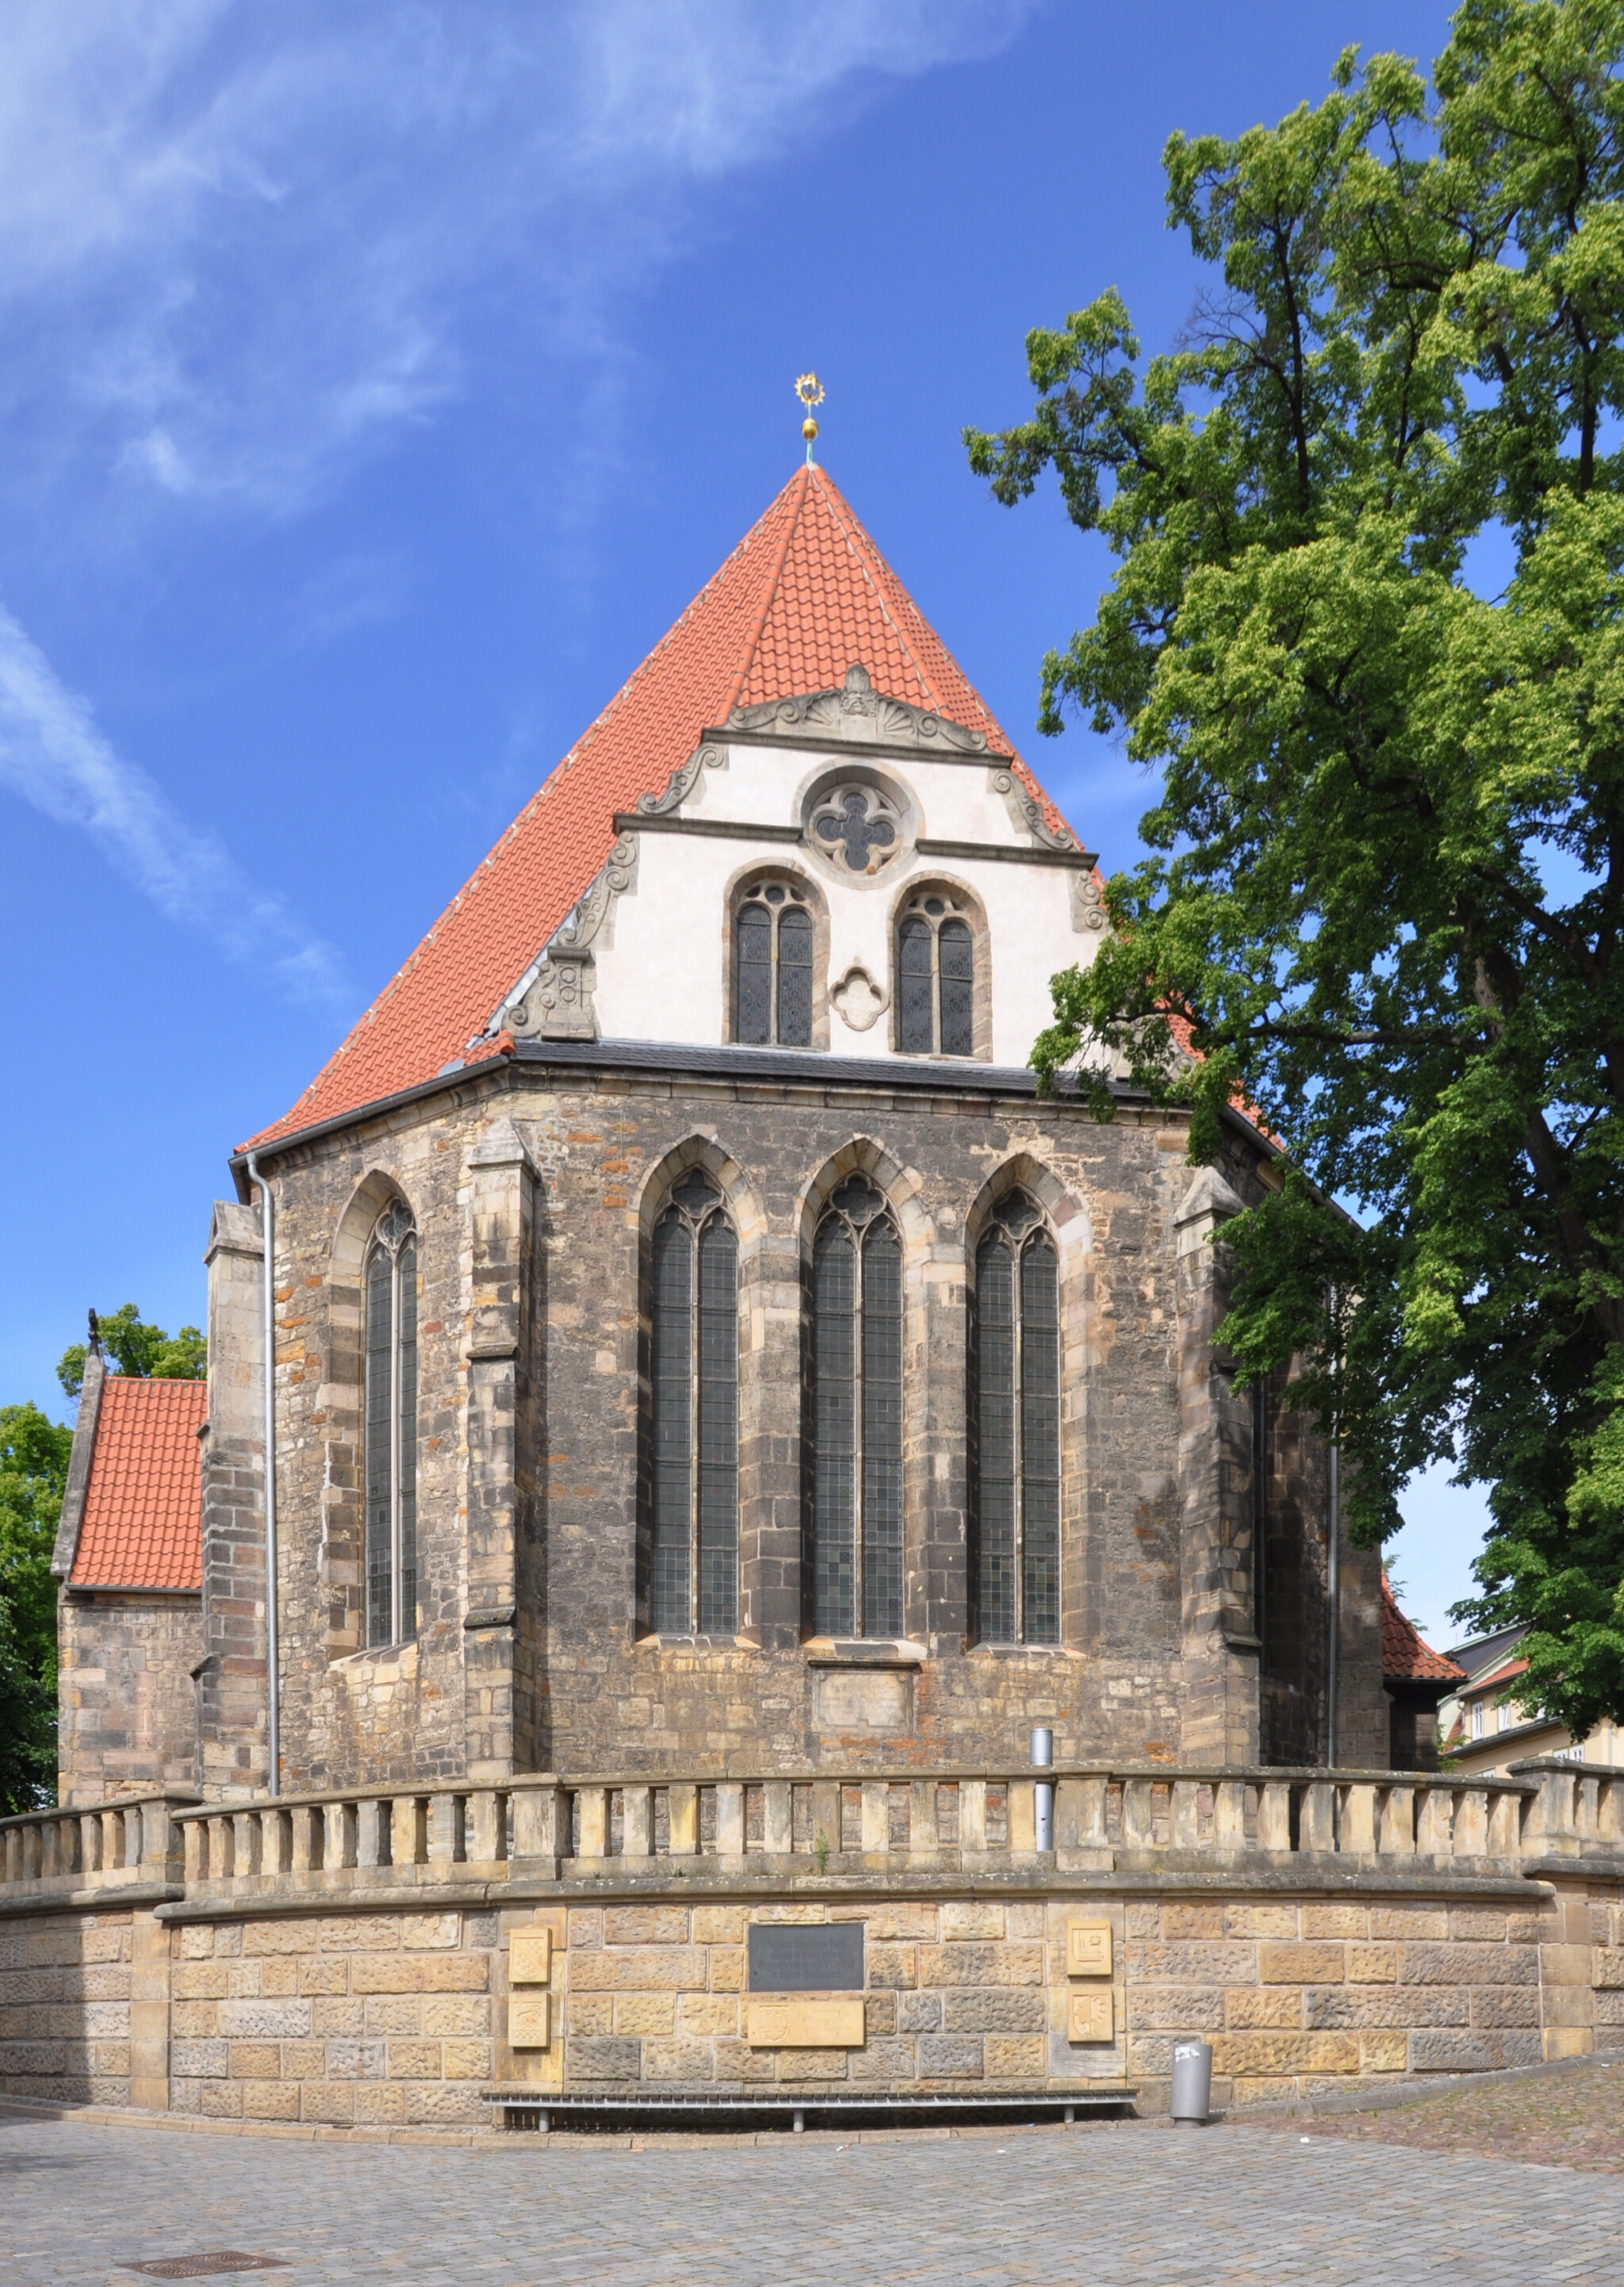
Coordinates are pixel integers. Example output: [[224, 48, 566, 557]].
[[71, 1376, 205, 1590], [1381, 1574, 1465, 1685], [243, 462, 1079, 1150]]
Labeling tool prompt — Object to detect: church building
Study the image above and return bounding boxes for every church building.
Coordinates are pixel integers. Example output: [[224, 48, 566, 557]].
[[55, 456, 1396, 1806]]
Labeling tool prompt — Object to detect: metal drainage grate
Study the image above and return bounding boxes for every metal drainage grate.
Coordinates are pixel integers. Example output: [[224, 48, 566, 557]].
[[121, 2258, 289, 2278]]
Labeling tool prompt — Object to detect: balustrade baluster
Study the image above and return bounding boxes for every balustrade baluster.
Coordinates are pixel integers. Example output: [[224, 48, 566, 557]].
[[1167, 1780, 1200, 1852], [716, 1782, 745, 1859], [1301, 1781, 1336, 1852], [356, 1799, 389, 1871], [1598, 1777, 1623, 1848], [1213, 1780, 1247, 1851], [573, 1785, 608, 1860], [427, 1794, 462, 1868], [103, 1809, 127, 1873], [40, 1820, 60, 1881], [761, 1780, 792, 1856], [466, 1790, 506, 1865], [3, 1828, 21, 1883], [1258, 1782, 1293, 1852], [510, 1784, 565, 1861], [79, 1812, 102, 1876], [1339, 1784, 1377, 1854], [1379, 1785, 1416, 1856], [906, 1779, 936, 1863], [667, 1783, 698, 1856], [1415, 1786, 1453, 1857], [207, 1814, 236, 1879], [958, 1779, 988, 1855], [621, 1784, 653, 1858], [232, 1810, 262, 1879], [1120, 1778, 1155, 1849], [1453, 1789, 1489, 1856], [1487, 1788, 1522, 1857], [806, 1782, 839, 1862], [183, 1819, 206, 1883]]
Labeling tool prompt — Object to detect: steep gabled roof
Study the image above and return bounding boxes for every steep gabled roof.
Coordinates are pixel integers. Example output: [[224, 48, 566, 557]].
[[244, 462, 1077, 1150], [69, 1376, 205, 1591], [1381, 1574, 1466, 1686]]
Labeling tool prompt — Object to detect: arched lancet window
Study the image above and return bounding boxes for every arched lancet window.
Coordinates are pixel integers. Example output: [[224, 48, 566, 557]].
[[650, 1169, 739, 1634], [735, 877, 814, 1048], [811, 1174, 903, 1638], [974, 1191, 1059, 1645], [365, 1201, 419, 1648], [898, 889, 974, 1057]]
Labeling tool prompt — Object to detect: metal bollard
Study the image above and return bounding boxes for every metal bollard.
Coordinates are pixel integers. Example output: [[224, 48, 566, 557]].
[[1170, 2038, 1212, 2124], [1030, 1726, 1055, 1853]]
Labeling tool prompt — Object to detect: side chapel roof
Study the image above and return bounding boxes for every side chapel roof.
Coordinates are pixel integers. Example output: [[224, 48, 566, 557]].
[[1381, 1574, 1466, 1687], [68, 1375, 205, 1591], [244, 462, 1078, 1150]]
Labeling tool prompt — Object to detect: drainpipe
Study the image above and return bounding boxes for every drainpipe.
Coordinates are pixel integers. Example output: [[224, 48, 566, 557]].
[[244, 1151, 280, 1798], [1325, 1285, 1341, 1771]]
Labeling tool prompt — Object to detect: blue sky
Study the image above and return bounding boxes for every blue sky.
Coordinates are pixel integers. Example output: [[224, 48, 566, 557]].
[[0, 0, 1485, 1643]]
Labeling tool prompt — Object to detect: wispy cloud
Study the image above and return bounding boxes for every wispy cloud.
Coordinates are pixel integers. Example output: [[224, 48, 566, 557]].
[[0, 604, 349, 1006], [0, 2, 1038, 513]]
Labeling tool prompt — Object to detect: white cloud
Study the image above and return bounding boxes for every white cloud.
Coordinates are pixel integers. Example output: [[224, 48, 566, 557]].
[[0, 603, 349, 1006], [0, 1, 1037, 512]]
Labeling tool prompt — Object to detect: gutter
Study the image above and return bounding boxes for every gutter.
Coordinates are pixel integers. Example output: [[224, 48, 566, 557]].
[[243, 1151, 281, 1799]]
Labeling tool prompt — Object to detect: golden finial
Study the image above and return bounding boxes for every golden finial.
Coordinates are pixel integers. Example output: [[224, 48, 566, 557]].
[[795, 372, 825, 463]]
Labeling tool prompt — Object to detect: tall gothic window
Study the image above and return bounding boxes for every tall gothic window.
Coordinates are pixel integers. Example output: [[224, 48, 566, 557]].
[[974, 1192, 1059, 1644], [735, 878, 814, 1048], [897, 890, 975, 1056], [811, 1174, 903, 1638], [650, 1169, 739, 1634], [365, 1202, 419, 1647]]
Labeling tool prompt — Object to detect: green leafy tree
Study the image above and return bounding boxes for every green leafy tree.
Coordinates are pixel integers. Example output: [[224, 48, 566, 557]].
[[58, 1304, 205, 1401], [966, 0, 1624, 1733], [0, 1403, 71, 1813]]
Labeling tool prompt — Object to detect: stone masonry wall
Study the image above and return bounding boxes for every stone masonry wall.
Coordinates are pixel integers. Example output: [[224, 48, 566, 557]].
[[4, 1876, 1618, 2125], [57, 1594, 202, 1805], [244, 1054, 1385, 1791]]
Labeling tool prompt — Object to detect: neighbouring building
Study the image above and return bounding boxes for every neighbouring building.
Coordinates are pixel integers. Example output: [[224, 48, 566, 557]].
[[1378, 1576, 1464, 1772], [1441, 1625, 1624, 1776]]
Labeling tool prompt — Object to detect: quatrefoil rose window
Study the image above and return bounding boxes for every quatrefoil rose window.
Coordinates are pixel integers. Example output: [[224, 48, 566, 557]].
[[810, 782, 902, 875]]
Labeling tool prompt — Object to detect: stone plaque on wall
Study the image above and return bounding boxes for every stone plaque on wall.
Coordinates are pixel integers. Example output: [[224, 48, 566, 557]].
[[748, 1921, 864, 1992], [1067, 1988, 1114, 2044], [1067, 1920, 1113, 1978], [814, 1666, 912, 1731], [745, 1997, 866, 2049], [508, 1993, 551, 2048]]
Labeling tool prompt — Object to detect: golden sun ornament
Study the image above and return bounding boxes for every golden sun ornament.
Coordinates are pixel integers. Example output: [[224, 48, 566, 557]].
[[795, 372, 825, 460]]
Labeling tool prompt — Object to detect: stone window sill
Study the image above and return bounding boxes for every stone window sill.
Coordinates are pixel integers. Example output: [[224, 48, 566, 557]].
[[803, 1638, 927, 1668]]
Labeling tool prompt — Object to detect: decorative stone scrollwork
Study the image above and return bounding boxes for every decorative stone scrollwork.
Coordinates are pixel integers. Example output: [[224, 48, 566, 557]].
[[728, 662, 990, 755], [989, 767, 1078, 854], [1071, 870, 1109, 934], [490, 833, 639, 1043], [636, 743, 726, 817]]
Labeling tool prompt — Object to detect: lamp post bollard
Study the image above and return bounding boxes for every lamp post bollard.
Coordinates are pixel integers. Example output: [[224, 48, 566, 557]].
[[1170, 2039, 1212, 2124], [1030, 1727, 1055, 1853]]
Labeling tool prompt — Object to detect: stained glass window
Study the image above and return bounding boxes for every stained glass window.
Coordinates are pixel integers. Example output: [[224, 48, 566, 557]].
[[974, 1192, 1059, 1644], [649, 1169, 738, 1634], [734, 880, 814, 1048], [895, 894, 976, 1057], [812, 1174, 903, 1638], [364, 1203, 418, 1648]]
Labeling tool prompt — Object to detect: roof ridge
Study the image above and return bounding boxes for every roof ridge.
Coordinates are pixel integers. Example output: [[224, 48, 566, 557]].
[[810, 467, 940, 713]]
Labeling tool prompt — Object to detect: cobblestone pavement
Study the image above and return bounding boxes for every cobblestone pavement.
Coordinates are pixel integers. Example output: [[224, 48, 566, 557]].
[[2, 2112, 1619, 2285], [1251, 2054, 1624, 2174]]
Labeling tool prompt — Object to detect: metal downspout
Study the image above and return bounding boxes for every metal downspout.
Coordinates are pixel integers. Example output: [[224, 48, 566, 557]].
[[244, 1151, 280, 1797]]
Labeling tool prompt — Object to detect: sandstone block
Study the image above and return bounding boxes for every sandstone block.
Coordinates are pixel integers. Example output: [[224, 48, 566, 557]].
[[985, 2036, 1046, 2080], [442, 2040, 493, 2080], [353, 2082, 407, 2124], [170, 2002, 218, 2039], [1225, 1989, 1301, 2030], [940, 1902, 1005, 1942], [604, 1906, 689, 1947], [301, 2083, 356, 2124], [1129, 1942, 1258, 1984], [217, 2000, 312, 2040], [195, 2082, 244, 2120], [313, 1998, 367, 2037], [243, 2080, 301, 2120], [898, 1992, 940, 2032], [1346, 1947, 1397, 1985], [325, 2040, 387, 2080], [566, 1997, 614, 2036], [917, 2033, 984, 2077], [173, 1963, 231, 2000], [423, 1995, 490, 2036], [569, 1948, 707, 1994], [1359, 2030, 1407, 2074], [863, 1991, 896, 2036], [1162, 1904, 1224, 1940], [917, 1943, 1042, 1988], [691, 1906, 747, 1945], [1211, 2032, 1358, 2076], [848, 2036, 919, 2082], [1595, 1948, 1624, 1990], [614, 1994, 676, 2036], [676, 1994, 737, 2037], [841, 1906, 937, 1941], [170, 2039, 227, 2078], [567, 1910, 603, 1949], [1224, 1905, 1298, 1940], [1400, 1944, 1538, 1987], [245, 1920, 319, 1956], [226, 2040, 281, 2079], [1304, 1988, 1469, 2031], [708, 1948, 745, 1994], [279, 2041, 327, 2080], [401, 1914, 461, 1951], [386, 2040, 443, 2079], [1369, 1906, 1449, 1941], [1259, 1944, 1343, 1986], [1448, 1908, 1508, 1942], [713, 2037, 778, 2083], [179, 1928, 215, 1959], [404, 2082, 484, 2125], [775, 2048, 849, 2082], [258, 1960, 300, 1998], [643, 2038, 714, 2082], [865, 1944, 917, 1990], [1471, 1987, 1540, 2028], [942, 1989, 1047, 2034], [297, 1959, 350, 1997], [1125, 1986, 1223, 2033], [1409, 2030, 1495, 2073], [1301, 1906, 1369, 1940], [568, 2036, 642, 2081], [364, 1995, 422, 2035]]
